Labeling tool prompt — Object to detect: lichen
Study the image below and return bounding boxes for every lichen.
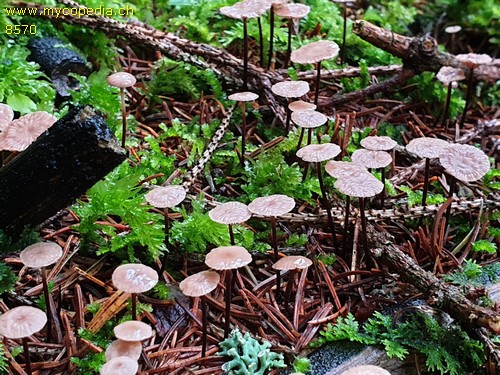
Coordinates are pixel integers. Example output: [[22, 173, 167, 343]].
[[218, 329, 287, 375]]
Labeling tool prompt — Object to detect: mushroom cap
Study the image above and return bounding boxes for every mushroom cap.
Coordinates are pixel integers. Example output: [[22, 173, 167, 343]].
[[291, 110, 328, 128], [271, 81, 309, 98], [220, 0, 268, 20], [439, 143, 490, 182], [228, 91, 259, 102], [296, 143, 341, 163], [208, 201, 251, 225], [114, 321, 153, 342], [456, 53, 493, 68], [205, 246, 252, 270], [0, 306, 47, 339], [274, 3, 310, 19], [351, 149, 392, 169], [0, 111, 57, 151], [20, 242, 63, 268], [0, 103, 14, 131], [436, 66, 466, 85], [179, 270, 220, 297], [340, 365, 390, 375], [112, 264, 158, 294], [335, 172, 384, 198], [105, 339, 142, 361], [291, 40, 340, 64], [405, 137, 449, 159], [325, 161, 369, 179], [360, 136, 397, 151], [273, 255, 312, 270], [288, 100, 316, 112], [248, 194, 295, 216], [145, 185, 186, 208], [100, 356, 139, 375], [444, 25, 462, 34], [107, 72, 136, 88]]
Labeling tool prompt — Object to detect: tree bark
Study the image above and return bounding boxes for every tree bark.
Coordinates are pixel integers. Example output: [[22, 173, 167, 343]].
[[0, 106, 126, 237]]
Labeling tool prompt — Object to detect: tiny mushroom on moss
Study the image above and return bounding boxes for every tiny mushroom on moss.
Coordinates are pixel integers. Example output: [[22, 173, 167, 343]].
[[107, 72, 136, 148], [288, 100, 316, 112], [273, 3, 310, 67], [20, 242, 63, 342], [297, 143, 341, 250], [271, 80, 310, 134], [112, 264, 158, 320], [209, 201, 251, 245], [291, 40, 339, 105], [205, 246, 252, 338], [228, 91, 259, 165], [325, 160, 369, 179], [455, 53, 493, 132], [406, 137, 449, 206], [444, 25, 461, 54], [179, 270, 220, 356], [145, 185, 186, 275], [292, 109, 328, 149], [0, 111, 56, 152], [0, 306, 47, 374], [436, 66, 466, 129], [220, 1, 268, 88], [100, 356, 139, 375], [114, 320, 153, 342]]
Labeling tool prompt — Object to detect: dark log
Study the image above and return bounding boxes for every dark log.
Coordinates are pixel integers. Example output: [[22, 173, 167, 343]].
[[369, 225, 500, 333], [27, 37, 90, 97], [0, 106, 126, 237]]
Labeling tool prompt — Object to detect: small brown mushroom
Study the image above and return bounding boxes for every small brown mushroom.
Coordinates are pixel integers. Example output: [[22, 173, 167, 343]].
[[179, 270, 220, 356], [288, 100, 316, 112], [208, 201, 251, 245], [0, 306, 47, 374], [105, 340, 142, 361], [291, 40, 339, 105], [107, 72, 136, 148], [228, 91, 259, 165], [114, 320, 153, 342], [112, 264, 158, 320], [20, 242, 63, 342], [291, 110, 328, 150], [325, 160, 369, 179], [205, 246, 252, 338], [271, 81, 310, 134]]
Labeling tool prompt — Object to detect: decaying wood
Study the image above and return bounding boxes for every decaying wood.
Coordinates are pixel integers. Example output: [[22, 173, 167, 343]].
[[369, 225, 500, 333], [0, 106, 126, 237], [353, 20, 499, 82]]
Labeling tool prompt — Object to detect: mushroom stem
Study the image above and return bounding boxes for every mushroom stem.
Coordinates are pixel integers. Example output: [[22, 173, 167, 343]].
[[296, 128, 305, 151], [314, 61, 322, 105], [359, 197, 368, 259], [422, 157, 431, 207], [317, 162, 339, 251], [284, 269, 296, 305], [159, 207, 170, 277], [240, 102, 247, 166], [228, 224, 235, 246], [243, 17, 249, 90], [340, 3, 347, 65], [258, 17, 264, 66], [285, 99, 292, 135], [342, 195, 351, 254], [442, 82, 453, 130], [444, 176, 456, 234], [41, 266, 53, 342], [285, 18, 293, 68], [380, 168, 386, 208], [458, 67, 474, 133], [201, 297, 208, 357], [223, 269, 233, 338], [22, 337, 32, 375], [267, 6, 275, 69], [131, 293, 137, 320], [119, 87, 127, 149], [271, 216, 281, 296]]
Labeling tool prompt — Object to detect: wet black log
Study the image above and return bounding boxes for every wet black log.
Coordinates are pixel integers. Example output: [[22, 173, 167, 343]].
[[27, 37, 90, 97], [0, 106, 126, 237]]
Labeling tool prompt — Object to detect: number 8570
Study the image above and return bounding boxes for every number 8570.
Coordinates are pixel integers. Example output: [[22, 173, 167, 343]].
[[5, 25, 37, 34]]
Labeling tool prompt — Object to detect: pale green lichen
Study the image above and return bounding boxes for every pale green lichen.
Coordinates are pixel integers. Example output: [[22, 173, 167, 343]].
[[219, 329, 286, 375]]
